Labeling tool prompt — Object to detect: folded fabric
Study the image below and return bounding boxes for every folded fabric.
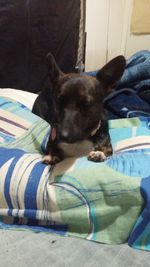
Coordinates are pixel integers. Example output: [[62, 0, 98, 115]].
[[86, 50, 150, 119], [104, 88, 150, 119], [118, 50, 150, 91]]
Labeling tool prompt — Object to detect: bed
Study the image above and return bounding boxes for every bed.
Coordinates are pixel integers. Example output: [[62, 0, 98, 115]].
[[0, 70, 150, 251]]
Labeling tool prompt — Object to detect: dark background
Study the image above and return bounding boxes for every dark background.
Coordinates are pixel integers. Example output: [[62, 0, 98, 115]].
[[0, 0, 85, 92]]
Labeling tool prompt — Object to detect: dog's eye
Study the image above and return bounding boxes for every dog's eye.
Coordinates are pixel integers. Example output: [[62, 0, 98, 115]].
[[57, 94, 67, 106], [57, 94, 63, 101], [82, 100, 93, 108]]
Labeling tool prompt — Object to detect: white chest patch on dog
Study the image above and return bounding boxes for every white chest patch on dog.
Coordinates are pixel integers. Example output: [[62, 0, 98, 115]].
[[59, 140, 93, 158]]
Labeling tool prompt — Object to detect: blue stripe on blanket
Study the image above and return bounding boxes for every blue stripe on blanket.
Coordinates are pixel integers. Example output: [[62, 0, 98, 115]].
[[2, 148, 26, 214], [0, 132, 15, 143], [24, 162, 46, 215], [128, 176, 150, 250], [106, 150, 150, 178], [0, 220, 68, 235]]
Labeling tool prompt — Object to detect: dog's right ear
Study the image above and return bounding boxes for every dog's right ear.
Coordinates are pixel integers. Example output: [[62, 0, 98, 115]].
[[46, 53, 64, 82], [96, 55, 126, 92]]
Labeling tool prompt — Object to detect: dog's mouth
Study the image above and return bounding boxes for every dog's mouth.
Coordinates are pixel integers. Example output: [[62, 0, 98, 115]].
[[51, 120, 101, 144], [58, 131, 83, 144]]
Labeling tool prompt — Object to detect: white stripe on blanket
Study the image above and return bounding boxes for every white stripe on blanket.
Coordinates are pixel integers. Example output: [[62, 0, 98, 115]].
[[115, 135, 150, 153], [0, 158, 14, 209]]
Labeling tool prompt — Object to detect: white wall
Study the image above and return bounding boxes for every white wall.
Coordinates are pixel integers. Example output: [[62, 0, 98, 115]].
[[85, 0, 150, 71]]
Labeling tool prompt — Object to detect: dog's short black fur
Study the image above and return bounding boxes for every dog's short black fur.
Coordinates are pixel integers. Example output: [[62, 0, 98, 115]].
[[32, 53, 126, 164]]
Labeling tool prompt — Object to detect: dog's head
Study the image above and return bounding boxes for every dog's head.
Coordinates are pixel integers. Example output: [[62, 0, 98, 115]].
[[47, 53, 126, 143]]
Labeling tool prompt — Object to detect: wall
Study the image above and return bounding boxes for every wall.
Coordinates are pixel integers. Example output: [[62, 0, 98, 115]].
[[85, 0, 150, 71]]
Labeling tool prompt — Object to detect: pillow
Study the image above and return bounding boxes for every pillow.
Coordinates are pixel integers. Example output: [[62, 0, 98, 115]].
[[0, 95, 150, 251], [0, 88, 37, 109]]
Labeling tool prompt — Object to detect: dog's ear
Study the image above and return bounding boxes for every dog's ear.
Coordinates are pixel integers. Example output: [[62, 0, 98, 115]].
[[46, 53, 64, 82], [96, 55, 126, 92]]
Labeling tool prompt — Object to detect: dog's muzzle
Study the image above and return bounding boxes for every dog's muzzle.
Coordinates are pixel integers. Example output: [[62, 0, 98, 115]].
[[50, 120, 101, 143]]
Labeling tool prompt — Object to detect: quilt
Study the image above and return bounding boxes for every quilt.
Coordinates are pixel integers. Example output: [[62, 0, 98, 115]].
[[0, 95, 150, 251]]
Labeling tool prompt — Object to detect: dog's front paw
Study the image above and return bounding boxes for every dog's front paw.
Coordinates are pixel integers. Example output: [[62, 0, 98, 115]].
[[43, 154, 61, 165], [102, 145, 113, 157], [88, 151, 106, 162]]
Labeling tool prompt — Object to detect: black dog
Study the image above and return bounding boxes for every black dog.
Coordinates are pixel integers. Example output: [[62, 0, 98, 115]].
[[32, 53, 126, 164]]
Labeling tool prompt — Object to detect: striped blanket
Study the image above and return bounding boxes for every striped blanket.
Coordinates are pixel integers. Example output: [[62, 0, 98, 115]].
[[0, 96, 150, 251]]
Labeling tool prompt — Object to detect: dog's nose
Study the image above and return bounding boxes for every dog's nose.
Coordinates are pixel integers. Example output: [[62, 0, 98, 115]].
[[60, 129, 70, 142], [60, 129, 77, 143]]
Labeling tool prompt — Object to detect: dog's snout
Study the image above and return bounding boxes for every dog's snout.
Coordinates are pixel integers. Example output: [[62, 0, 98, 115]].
[[60, 129, 70, 141], [58, 108, 81, 143], [59, 128, 79, 143]]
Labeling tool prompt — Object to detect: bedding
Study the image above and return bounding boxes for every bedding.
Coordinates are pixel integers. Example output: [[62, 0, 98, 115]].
[[0, 94, 150, 251], [87, 50, 150, 119], [0, 89, 38, 110]]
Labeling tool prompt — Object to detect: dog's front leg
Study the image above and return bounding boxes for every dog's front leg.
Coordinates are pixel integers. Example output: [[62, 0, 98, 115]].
[[88, 136, 112, 162], [43, 137, 64, 165], [88, 121, 113, 162]]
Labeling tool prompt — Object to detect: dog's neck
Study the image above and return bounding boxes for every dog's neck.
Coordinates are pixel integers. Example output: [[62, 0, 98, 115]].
[[59, 140, 93, 157]]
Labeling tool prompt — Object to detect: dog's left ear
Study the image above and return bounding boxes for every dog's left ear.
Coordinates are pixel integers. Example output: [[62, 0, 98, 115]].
[[46, 53, 64, 83], [96, 55, 126, 92]]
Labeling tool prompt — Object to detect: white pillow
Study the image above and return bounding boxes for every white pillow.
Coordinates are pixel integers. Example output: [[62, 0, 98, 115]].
[[0, 88, 38, 110]]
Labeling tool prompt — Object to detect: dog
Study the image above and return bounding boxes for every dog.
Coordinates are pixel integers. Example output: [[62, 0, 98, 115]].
[[32, 53, 126, 164]]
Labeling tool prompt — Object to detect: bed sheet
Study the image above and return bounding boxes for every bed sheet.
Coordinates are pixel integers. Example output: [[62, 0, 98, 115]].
[[0, 95, 150, 251]]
